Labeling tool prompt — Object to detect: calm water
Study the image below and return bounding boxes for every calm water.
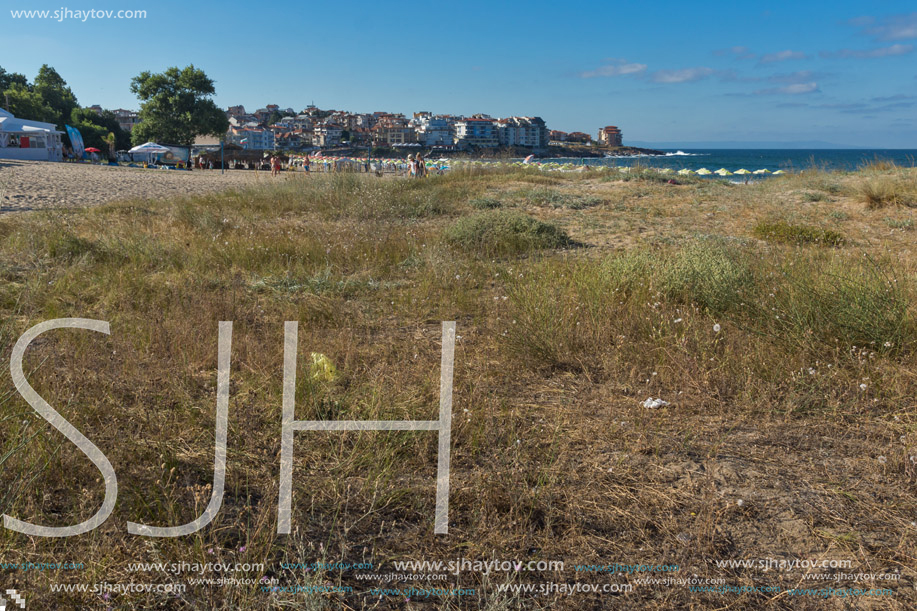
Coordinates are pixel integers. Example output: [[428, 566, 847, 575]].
[[541, 149, 917, 173]]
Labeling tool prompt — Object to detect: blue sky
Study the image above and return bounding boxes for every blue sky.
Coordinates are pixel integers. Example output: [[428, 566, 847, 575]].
[[3, 0, 917, 146]]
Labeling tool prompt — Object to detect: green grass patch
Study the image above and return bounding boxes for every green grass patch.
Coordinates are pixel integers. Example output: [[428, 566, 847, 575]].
[[753, 219, 845, 246], [519, 188, 602, 209], [444, 210, 572, 256], [469, 196, 503, 210], [885, 217, 914, 230]]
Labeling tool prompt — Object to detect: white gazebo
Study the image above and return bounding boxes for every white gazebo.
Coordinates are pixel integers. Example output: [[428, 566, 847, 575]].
[[0, 108, 64, 162]]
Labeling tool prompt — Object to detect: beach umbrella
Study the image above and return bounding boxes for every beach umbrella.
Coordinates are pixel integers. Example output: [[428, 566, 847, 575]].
[[734, 169, 751, 175], [677, 168, 695, 175], [715, 168, 733, 176], [752, 169, 770, 175], [772, 170, 786, 175], [84, 147, 102, 153], [696, 168, 712, 175], [659, 168, 673, 174]]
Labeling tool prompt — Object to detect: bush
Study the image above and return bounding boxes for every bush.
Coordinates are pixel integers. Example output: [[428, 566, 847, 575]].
[[760, 254, 915, 352], [444, 210, 572, 256], [469, 197, 503, 210], [753, 220, 845, 246], [659, 241, 755, 315], [802, 191, 829, 202]]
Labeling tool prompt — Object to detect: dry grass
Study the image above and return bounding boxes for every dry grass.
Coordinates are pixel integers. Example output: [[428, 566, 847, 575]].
[[1, 168, 916, 609]]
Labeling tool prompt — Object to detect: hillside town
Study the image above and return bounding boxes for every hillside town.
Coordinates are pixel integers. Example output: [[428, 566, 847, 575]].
[[217, 104, 622, 152], [87, 102, 622, 153]]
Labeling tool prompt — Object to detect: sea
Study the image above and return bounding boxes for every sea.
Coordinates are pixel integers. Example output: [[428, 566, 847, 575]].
[[539, 149, 917, 174]]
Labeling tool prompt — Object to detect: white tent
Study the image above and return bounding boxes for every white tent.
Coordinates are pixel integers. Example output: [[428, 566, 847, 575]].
[[0, 108, 64, 162], [128, 141, 171, 164]]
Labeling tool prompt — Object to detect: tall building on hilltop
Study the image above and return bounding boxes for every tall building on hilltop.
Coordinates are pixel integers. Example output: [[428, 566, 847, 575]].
[[598, 125, 622, 147]]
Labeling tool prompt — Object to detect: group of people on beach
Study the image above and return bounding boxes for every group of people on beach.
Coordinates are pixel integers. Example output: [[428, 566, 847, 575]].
[[408, 153, 426, 178]]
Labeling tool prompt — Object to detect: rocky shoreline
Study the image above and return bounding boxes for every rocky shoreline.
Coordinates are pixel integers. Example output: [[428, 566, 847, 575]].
[[537, 145, 666, 158], [317, 144, 666, 160]]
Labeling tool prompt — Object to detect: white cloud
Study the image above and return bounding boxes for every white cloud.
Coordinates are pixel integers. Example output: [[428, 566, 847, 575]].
[[862, 12, 917, 41], [714, 46, 756, 59], [768, 70, 820, 84], [820, 44, 914, 58], [580, 59, 647, 78], [753, 82, 819, 95], [759, 50, 807, 63], [650, 67, 714, 83]]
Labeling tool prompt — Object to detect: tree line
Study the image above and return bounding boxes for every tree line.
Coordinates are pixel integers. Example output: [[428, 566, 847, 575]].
[[1, 64, 228, 156]]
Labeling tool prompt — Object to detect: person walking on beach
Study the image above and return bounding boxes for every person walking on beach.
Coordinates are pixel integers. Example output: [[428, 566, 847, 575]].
[[416, 153, 426, 178], [270, 155, 280, 177], [408, 154, 417, 178]]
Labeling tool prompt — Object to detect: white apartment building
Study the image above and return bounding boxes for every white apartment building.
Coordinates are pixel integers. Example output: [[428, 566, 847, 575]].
[[227, 126, 275, 150], [453, 117, 499, 147], [312, 123, 343, 147], [413, 113, 454, 146], [498, 116, 548, 148]]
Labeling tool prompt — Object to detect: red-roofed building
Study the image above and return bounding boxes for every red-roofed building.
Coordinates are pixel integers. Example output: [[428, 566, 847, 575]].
[[567, 131, 592, 143]]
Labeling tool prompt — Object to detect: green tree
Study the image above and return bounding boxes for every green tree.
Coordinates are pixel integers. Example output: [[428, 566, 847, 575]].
[[33, 64, 79, 129], [104, 132, 116, 159], [267, 110, 283, 126], [69, 108, 124, 153], [70, 108, 131, 151], [129, 65, 228, 146], [2, 84, 58, 123], [0, 66, 29, 98]]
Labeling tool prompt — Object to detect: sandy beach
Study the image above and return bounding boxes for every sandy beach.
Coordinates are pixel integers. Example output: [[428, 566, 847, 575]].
[[0, 160, 268, 214]]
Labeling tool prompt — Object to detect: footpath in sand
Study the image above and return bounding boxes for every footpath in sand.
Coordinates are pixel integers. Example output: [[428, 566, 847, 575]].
[[0, 160, 272, 214]]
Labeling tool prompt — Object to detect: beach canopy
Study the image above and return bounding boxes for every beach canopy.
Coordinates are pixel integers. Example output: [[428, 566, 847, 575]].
[[734, 168, 751, 175], [129, 142, 171, 154], [696, 168, 712, 175], [753, 169, 771, 174], [715, 168, 733, 176], [677, 168, 695, 175], [772, 170, 786, 175]]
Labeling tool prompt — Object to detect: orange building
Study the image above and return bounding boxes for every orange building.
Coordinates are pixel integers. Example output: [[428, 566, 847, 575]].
[[598, 125, 622, 147]]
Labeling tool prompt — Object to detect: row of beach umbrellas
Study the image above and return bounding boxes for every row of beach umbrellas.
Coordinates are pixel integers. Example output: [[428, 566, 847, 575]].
[[675, 167, 785, 176], [282, 155, 790, 176]]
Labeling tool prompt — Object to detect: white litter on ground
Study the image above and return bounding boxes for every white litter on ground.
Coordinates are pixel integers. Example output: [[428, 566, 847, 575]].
[[642, 397, 670, 409]]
